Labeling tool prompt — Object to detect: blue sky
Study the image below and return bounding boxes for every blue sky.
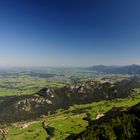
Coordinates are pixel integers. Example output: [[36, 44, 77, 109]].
[[0, 0, 140, 67]]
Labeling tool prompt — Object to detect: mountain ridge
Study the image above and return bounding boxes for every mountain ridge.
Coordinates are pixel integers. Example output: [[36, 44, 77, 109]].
[[0, 77, 138, 124], [87, 64, 140, 74]]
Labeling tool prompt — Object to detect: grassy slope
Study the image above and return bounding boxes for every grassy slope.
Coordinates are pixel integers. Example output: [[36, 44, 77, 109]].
[[5, 92, 140, 140], [134, 88, 140, 92]]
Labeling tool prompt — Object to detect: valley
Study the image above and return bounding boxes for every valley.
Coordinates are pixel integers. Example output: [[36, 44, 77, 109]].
[[0, 66, 140, 140], [5, 92, 140, 140]]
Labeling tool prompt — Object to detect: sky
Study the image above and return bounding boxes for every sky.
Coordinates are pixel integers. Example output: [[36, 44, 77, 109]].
[[0, 0, 140, 67]]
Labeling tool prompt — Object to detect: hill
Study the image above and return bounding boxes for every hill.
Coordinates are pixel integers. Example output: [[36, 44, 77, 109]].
[[66, 102, 140, 140], [88, 64, 140, 75]]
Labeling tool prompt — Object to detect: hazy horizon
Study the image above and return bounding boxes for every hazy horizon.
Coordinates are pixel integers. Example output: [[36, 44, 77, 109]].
[[0, 0, 140, 67]]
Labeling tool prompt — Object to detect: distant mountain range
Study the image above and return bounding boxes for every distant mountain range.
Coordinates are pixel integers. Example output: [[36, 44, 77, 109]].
[[87, 64, 140, 75]]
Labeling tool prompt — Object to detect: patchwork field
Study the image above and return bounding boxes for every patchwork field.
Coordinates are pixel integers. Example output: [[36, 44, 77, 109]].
[[0, 74, 67, 96]]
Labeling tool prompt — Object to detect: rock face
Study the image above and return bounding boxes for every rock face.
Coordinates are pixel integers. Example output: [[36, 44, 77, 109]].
[[0, 77, 139, 124], [95, 114, 104, 120]]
